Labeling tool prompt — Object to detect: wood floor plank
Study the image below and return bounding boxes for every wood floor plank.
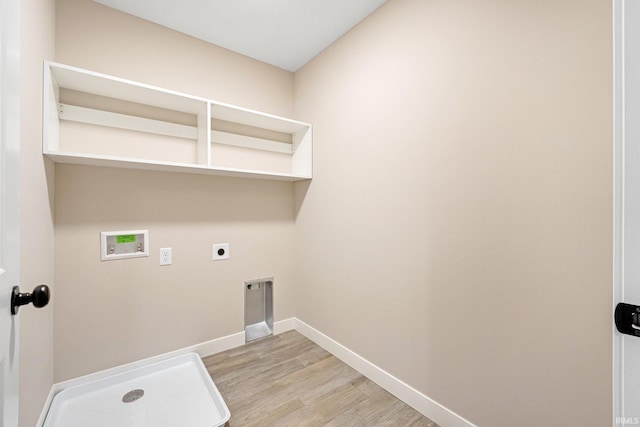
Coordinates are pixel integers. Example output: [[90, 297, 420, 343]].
[[203, 331, 439, 426], [218, 360, 305, 405], [239, 399, 305, 427], [274, 382, 369, 426]]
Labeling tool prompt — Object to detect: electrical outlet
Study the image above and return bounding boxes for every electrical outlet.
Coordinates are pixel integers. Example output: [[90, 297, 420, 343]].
[[212, 243, 229, 261], [159, 248, 172, 265]]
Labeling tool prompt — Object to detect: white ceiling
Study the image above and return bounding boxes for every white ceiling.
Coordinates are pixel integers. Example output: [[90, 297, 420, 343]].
[[93, 0, 387, 72]]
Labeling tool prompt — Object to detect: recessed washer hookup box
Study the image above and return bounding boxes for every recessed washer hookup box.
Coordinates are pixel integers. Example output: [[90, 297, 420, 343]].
[[100, 229, 149, 261]]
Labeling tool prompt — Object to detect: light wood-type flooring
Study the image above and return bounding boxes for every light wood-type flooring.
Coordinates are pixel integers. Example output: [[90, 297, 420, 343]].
[[203, 330, 439, 427]]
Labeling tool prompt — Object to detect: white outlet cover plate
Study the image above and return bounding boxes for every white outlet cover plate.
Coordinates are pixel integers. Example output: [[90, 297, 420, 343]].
[[159, 247, 172, 265], [212, 243, 229, 261]]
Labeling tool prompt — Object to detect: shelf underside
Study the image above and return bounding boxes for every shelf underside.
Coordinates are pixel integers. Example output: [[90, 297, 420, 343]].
[[44, 151, 312, 182]]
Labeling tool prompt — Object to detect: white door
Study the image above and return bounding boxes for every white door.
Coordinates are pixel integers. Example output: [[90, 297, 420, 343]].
[[0, 0, 20, 425], [0, 0, 20, 423], [615, 0, 640, 424]]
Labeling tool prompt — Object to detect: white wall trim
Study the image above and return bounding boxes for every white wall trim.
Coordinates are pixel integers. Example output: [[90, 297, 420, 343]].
[[613, 0, 625, 424], [273, 317, 296, 334], [37, 318, 472, 427], [294, 318, 477, 427]]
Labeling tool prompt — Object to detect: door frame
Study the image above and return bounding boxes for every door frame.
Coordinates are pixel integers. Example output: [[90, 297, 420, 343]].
[[613, 0, 621, 420], [614, 0, 631, 424]]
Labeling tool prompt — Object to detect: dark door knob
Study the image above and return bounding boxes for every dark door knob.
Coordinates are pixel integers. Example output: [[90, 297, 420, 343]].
[[615, 302, 640, 337], [11, 284, 50, 315]]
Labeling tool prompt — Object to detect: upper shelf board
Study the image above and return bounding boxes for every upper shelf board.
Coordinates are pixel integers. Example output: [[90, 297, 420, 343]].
[[44, 61, 312, 181]]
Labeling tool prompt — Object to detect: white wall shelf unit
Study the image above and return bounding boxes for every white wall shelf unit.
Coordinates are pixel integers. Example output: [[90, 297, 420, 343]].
[[43, 61, 312, 181]]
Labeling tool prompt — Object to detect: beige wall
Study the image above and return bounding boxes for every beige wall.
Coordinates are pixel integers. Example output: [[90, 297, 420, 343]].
[[49, 0, 613, 425], [293, 0, 613, 426], [53, 0, 296, 381], [19, 0, 56, 426]]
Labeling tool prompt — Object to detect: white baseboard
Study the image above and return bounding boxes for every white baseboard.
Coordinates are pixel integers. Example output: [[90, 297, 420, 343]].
[[186, 331, 246, 357], [37, 317, 473, 427], [273, 317, 296, 334], [293, 318, 477, 427]]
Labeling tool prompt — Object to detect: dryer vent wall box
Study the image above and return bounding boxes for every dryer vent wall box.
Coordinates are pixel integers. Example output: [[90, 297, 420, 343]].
[[101, 230, 149, 261]]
